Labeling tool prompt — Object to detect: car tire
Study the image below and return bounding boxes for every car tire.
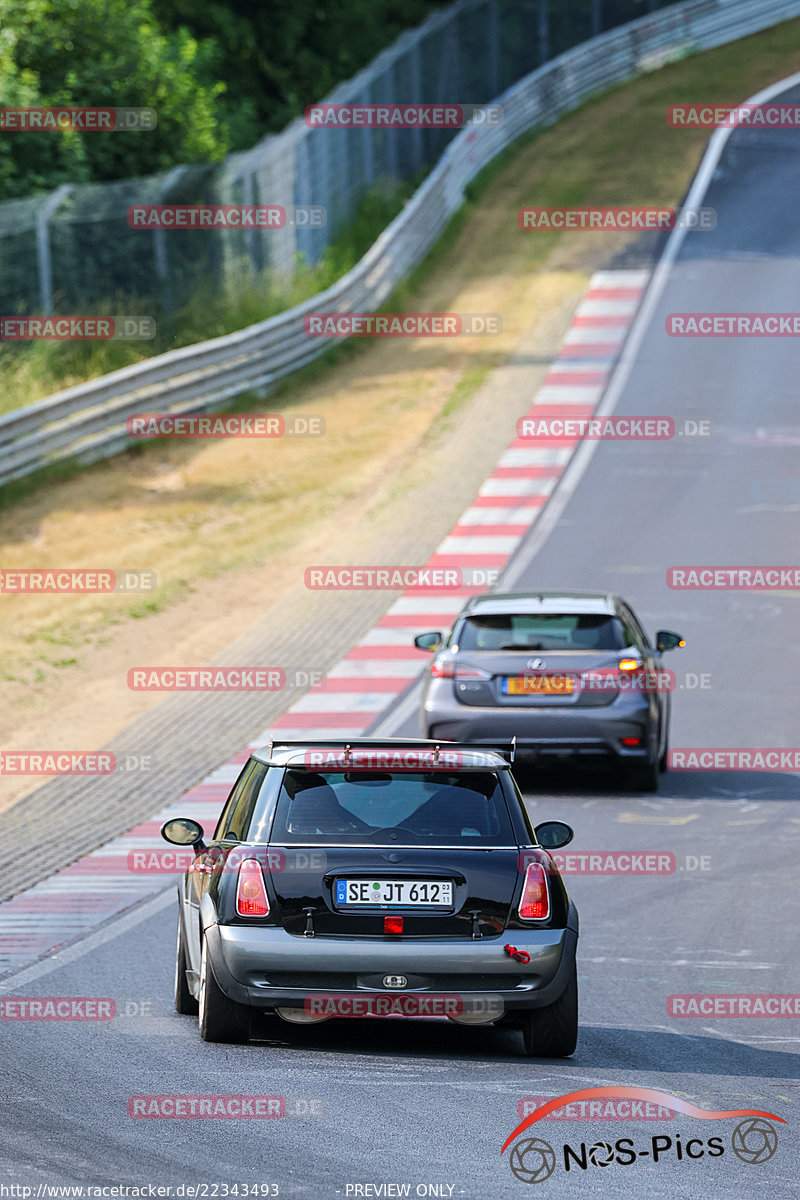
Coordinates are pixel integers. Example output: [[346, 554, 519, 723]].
[[521, 963, 578, 1058], [627, 757, 659, 792], [174, 913, 198, 1015], [659, 733, 669, 773], [198, 937, 251, 1043]]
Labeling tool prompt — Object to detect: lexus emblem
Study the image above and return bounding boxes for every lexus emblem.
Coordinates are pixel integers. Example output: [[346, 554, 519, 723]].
[[527, 658, 545, 670], [383, 975, 407, 988]]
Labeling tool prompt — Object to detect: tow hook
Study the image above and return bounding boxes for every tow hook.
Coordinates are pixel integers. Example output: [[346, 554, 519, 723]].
[[303, 907, 316, 937], [504, 943, 531, 964]]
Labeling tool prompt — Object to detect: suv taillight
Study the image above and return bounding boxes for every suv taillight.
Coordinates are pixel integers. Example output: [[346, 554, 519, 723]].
[[456, 665, 492, 680], [431, 658, 492, 680], [518, 862, 550, 920], [236, 859, 270, 917]]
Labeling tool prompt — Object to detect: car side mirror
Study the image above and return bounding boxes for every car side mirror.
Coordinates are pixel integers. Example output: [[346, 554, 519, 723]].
[[414, 631, 442, 652], [161, 817, 206, 851], [656, 630, 685, 653], [534, 821, 574, 850]]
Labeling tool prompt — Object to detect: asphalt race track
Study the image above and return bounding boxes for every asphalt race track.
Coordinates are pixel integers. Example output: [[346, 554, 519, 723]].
[[1, 82, 799, 1200]]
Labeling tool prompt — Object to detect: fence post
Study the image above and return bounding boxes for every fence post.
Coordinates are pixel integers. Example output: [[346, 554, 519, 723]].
[[242, 168, 259, 276], [409, 35, 425, 171], [153, 165, 186, 313], [538, 0, 550, 64], [36, 184, 72, 315], [487, 0, 500, 96]]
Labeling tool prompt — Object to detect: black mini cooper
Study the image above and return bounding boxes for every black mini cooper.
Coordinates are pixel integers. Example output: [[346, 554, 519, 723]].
[[162, 738, 578, 1055]]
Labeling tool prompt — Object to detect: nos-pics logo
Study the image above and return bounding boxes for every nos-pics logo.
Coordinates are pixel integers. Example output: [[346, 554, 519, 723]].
[[501, 1087, 783, 1184]]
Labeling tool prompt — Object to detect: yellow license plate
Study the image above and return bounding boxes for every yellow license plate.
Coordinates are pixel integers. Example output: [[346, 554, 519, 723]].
[[505, 674, 574, 695]]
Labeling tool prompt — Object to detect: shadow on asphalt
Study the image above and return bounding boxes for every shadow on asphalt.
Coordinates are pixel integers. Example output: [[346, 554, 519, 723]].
[[514, 765, 800, 802], [246, 1014, 800, 1080]]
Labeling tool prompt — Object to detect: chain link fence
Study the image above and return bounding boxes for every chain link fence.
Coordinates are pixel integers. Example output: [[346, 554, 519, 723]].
[[0, 0, 671, 317]]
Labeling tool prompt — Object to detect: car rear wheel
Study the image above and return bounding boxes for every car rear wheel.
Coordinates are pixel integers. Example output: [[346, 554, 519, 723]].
[[198, 938, 251, 1044], [174, 914, 198, 1015], [627, 757, 659, 792], [521, 963, 578, 1057], [659, 733, 669, 773]]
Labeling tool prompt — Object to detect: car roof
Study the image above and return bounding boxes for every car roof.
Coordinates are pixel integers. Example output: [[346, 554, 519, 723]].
[[461, 590, 619, 616], [250, 737, 514, 769]]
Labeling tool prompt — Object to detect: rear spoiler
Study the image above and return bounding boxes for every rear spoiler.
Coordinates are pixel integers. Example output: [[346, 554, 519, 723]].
[[266, 736, 516, 764]]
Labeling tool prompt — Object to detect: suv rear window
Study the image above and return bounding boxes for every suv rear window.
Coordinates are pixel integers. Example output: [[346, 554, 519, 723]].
[[458, 612, 627, 651], [271, 770, 514, 845]]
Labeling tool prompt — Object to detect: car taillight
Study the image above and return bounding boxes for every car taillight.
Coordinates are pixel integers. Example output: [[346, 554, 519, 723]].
[[430, 659, 491, 680], [456, 665, 492, 680], [621, 736, 642, 747], [384, 916, 404, 935], [236, 859, 270, 917], [518, 862, 550, 921]]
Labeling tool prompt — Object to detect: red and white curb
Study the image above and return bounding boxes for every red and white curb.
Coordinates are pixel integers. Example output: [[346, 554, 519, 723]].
[[0, 269, 649, 975]]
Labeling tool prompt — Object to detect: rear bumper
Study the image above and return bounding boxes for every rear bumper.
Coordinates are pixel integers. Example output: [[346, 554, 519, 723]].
[[205, 907, 578, 1013], [422, 696, 656, 762]]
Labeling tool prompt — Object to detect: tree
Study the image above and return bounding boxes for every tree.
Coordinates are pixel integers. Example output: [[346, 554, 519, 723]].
[[0, 0, 230, 199]]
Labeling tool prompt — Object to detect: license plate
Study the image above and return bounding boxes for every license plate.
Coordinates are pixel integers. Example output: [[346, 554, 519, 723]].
[[335, 879, 453, 907], [504, 674, 574, 695]]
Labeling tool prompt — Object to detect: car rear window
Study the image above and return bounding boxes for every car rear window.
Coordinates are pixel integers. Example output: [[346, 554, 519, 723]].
[[271, 770, 514, 845], [458, 612, 627, 651]]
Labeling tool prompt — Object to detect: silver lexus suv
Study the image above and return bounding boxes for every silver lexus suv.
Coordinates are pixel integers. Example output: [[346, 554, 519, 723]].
[[414, 591, 684, 791]]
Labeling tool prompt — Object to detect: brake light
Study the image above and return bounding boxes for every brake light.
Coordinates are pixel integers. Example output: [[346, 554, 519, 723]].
[[384, 915, 404, 935], [518, 862, 550, 920], [236, 859, 270, 917], [456, 665, 492, 680], [430, 659, 491, 680]]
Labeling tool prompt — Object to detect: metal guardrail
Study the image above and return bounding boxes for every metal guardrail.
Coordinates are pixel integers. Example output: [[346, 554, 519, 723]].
[[1, 0, 798, 487]]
